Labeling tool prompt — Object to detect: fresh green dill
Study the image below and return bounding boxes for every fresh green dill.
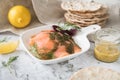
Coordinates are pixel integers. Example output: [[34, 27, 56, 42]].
[[63, 34, 71, 41], [49, 31, 75, 54], [0, 37, 7, 43], [49, 33, 55, 40], [1, 56, 19, 77], [46, 52, 54, 59], [51, 42, 58, 52], [59, 22, 81, 30], [0, 37, 11, 43], [2, 61, 7, 67], [30, 44, 38, 54], [38, 52, 54, 60], [30, 44, 40, 58], [56, 33, 64, 42], [66, 43, 74, 54], [2, 56, 18, 67]]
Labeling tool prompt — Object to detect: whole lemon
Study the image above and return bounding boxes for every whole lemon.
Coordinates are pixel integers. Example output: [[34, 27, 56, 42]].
[[8, 5, 31, 28]]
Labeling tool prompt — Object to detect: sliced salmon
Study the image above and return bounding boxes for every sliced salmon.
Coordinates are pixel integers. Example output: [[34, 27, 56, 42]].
[[54, 45, 69, 58], [29, 30, 55, 54], [74, 45, 81, 53], [54, 44, 81, 58], [29, 30, 81, 60]]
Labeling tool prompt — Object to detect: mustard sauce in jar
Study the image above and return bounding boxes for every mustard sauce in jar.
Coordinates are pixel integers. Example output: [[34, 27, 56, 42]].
[[94, 28, 120, 62], [94, 41, 120, 62]]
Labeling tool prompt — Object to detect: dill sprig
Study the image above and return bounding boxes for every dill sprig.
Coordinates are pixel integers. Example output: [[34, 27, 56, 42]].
[[2, 56, 18, 67], [59, 22, 81, 30], [0, 37, 11, 43]]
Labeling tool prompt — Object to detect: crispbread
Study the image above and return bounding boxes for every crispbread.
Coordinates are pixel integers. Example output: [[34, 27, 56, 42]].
[[65, 13, 108, 24], [70, 66, 120, 80], [66, 19, 106, 27], [61, 1, 102, 12], [67, 11, 93, 19], [69, 7, 108, 18], [61, 1, 109, 27], [65, 12, 109, 23]]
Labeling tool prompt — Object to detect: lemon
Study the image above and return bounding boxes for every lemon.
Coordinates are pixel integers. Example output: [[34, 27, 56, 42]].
[[0, 41, 19, 54], [94, 42, 120, 62], [8, 5, 31, 28]]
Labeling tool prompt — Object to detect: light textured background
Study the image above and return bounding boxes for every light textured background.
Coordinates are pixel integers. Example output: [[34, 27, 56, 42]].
[[0, 0, 120, 34], [32, 0, 120, 26], [0, 1, 120, 80]]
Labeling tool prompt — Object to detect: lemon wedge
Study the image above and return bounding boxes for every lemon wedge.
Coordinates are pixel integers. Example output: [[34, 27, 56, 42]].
[[0, 41, 19, 54], [94, 42, 120, 62]]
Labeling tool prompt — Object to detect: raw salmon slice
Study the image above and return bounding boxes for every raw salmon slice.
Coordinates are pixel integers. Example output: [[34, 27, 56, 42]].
[[29, 30, 81, 60], [54, 45, 69, 58], [29, 30, 55, 53]]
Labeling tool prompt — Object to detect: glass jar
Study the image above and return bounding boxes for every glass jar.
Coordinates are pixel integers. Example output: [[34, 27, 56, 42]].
[[94, 28, 120, 62]]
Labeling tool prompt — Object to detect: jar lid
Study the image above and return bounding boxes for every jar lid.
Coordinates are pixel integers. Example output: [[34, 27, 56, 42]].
[[95, 28, 120, 44]]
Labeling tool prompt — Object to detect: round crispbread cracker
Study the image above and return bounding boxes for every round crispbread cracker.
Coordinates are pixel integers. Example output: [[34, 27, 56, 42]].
[[61, 1, 102, 12], [65, 12, 109, 23], [66, 19, 107, 27], [67, 11, 93, 19], [69, 7, 108, 18], [78, 20, 106, 27], [70, 66, 120, 80]]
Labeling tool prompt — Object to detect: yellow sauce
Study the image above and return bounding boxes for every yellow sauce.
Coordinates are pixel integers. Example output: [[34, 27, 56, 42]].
[[94, 42, 120, 62]]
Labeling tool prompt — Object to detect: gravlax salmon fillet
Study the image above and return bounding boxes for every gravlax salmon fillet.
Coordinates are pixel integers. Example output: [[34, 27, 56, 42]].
[[29, 30, 81, 60]]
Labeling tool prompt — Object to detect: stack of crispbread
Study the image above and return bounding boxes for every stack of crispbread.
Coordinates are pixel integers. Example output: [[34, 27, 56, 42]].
[[61, 1, 109, 27]]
